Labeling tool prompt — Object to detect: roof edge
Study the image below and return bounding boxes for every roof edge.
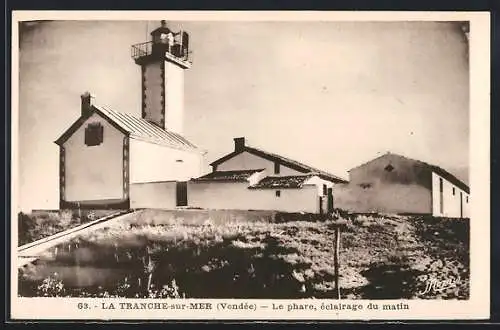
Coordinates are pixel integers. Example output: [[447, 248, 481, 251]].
[[54, 106, 131, 146], [348, 152, 469, 193], [209, 145, 348, 183]]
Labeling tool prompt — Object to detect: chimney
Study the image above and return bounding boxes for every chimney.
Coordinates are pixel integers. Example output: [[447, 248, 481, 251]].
[[234, 137, 245, 152], [81, 91, 94, 117]]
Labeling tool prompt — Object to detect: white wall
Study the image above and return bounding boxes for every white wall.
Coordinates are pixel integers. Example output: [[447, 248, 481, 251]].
[[216, 151, 304, 176], [335, 182, 432, 214], [130, 181, 177, 209], [431, 172, 470, 218], [129, 139, 202, 183], [143, 61, 164, 126], [305, 176, 334, 195], [64, 113, 124, 202], [188, 181, 319, 213], [164, 61, 184, 134]]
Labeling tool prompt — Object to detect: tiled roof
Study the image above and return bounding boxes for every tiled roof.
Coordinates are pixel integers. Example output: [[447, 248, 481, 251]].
[[210, 145, 348, 183], [249, 175, 314, 189], [95, 105, 199, 151], [191, 169, 264, 182]]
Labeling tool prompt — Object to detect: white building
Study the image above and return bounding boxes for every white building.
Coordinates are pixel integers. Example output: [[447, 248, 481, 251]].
[[188, 137, 348, 214], [55, 21, 204, 209], [335, 152, 470, 218]]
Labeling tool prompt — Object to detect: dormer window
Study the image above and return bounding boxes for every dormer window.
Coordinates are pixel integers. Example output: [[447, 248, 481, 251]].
[[85, 122, 103, 146], [384, 164, 394, 172]]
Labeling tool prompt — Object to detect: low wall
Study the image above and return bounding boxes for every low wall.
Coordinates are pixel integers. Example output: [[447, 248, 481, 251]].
[[187, 181, 319, 214], [125, 209, 322, 226], [130, 181, 177, 209]]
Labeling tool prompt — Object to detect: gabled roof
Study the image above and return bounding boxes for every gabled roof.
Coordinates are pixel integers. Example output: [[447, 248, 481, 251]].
[[54, 105, 201, 152], [248, 175, 315, 189], [350, 152, 470, 194], [210, 145, 348, 184], [427, 164, 470, 194], [190, 169, 264, 182]]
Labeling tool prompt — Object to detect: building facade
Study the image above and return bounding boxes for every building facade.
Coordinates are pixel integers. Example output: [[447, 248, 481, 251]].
[[335, 152, 470, 218], [188, 137, 348, 214], [55, 21, 204, 209]]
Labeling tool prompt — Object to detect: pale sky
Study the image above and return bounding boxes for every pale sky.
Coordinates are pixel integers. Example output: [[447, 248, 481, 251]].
[[18, 20, 469, 210]]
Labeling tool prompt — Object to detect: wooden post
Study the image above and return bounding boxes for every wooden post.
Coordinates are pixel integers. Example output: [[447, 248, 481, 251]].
[[334, 225, 341, 299], [77, 202, 82, 219]]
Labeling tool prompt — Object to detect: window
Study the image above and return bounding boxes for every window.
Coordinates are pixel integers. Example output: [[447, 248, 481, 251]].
[[466, 196, 469, 203], [439, 178, 444, 214], [85, 122, 103, 146], [274, 162, 280, 174], [452, 187, 456, 196], [384, 164, 394, 172], [275, 190, 281, 197], [323, 184, 327, 196]]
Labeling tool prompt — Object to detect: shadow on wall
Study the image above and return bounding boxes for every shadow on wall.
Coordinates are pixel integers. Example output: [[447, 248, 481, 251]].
[[334, 182, 431, 215]]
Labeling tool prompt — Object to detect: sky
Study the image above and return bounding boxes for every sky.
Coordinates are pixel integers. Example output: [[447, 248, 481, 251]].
[[17, 20, 470, 211]]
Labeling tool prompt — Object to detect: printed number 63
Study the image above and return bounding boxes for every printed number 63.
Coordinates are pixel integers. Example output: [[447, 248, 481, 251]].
[[78, 303, 90, 310]]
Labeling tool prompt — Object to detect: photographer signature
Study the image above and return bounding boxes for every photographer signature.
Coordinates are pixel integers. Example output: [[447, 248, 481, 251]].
[[420, 276, 460, 295]]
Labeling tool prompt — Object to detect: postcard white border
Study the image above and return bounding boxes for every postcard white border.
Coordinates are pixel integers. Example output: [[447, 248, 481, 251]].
[[10, 10, 491, 320]]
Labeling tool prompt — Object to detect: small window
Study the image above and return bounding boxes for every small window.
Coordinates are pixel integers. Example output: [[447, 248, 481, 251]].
[[466, 196, 469, 203], [274, 162, 280, 174], [359, 183, 372, 189], [452, 187, 456, 195], [84, 122, 103, 146], [275, 190, 281, 197], [384, 164, 394, 172], [322, 184, 327, 195], [176, 159, 184, 163]]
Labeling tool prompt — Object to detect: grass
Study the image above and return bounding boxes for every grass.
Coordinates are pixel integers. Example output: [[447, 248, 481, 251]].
[[17, 209, 120, 246], [18, 210, 469, 299]]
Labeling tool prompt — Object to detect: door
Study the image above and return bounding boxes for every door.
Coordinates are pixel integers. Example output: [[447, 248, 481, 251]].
[[327, 188, 334, 214], [176, 181, 188, 207], [460, 192, 463, 218]]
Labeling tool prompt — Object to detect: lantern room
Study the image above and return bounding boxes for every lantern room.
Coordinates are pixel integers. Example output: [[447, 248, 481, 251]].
[[131, 20, 191, 69]]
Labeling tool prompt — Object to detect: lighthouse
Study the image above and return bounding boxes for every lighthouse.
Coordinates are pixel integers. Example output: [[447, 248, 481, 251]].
[[131, 20, 191, 134]]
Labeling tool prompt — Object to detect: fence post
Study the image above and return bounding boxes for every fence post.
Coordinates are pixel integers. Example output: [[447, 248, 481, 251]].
[[334, 225, 340, 299], [331, 211, 346, 300]]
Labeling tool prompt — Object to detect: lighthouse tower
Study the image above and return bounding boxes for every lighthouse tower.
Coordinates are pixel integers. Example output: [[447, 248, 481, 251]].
[[131, 20, 191, 134]]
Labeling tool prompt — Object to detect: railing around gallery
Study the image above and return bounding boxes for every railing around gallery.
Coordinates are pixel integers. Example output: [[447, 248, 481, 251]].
[[131, 41, 191, 63]]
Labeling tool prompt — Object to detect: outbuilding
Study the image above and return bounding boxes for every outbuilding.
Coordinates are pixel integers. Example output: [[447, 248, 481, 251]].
[[335, 152, 470, 218], [188, 137, 348, 214]]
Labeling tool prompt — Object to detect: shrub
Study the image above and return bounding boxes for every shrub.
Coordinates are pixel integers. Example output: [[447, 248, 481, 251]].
[[148, 280, 184, 298], [37, 273, 66, 297], [59, 209, 74, 228], [18, 212, 35, 245]]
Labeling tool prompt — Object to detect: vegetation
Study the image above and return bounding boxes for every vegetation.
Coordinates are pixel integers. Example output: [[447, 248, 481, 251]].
[[18, 210, 469, 299], [18, 209, 119, 246]]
